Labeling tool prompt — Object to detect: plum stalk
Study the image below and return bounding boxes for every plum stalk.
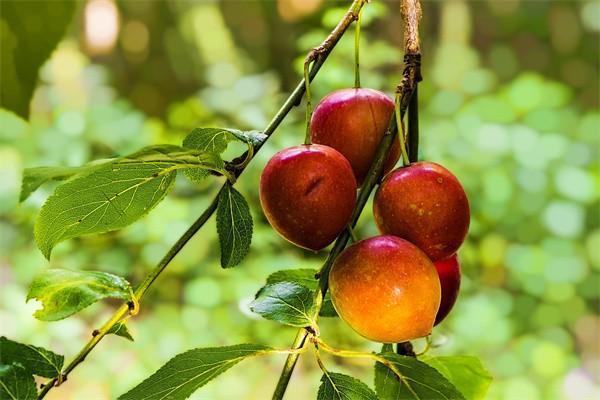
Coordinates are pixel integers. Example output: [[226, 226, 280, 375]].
[[354, 7, 363, 88], [271, 1, 423, 398], [36, 1, 368, 398]]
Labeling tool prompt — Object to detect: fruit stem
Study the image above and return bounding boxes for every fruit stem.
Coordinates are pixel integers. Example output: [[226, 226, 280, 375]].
[[273, 0, 423, 396], [316, 338, 410, 386], [347, 225, 359, 243], [396, 341, 416, 357], [354, 7, 363, 88], [395, 92, 411, 166], [407, 85, 419, 162], [271, 329, 310, 400], [304, 61, 313, 145]]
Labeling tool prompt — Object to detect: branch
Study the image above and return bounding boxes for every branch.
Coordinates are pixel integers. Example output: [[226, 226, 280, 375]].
[[397, 0, 423, 357], [36, 2, 366, 398], [271, 1, 423, 397]]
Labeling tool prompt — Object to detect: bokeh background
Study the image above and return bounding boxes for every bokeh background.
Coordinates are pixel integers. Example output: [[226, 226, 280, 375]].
[[1, 0, 599, 399]]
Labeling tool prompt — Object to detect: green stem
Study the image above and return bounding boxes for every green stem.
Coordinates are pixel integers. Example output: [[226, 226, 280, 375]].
[[304, 61, 313, 145], [395, 92, 410, 167], [316, 339, 408, 387], [36, 2, 364, 397], [271, 329, 310, 400], [354, 7, 363, 88], [273, 76, 409, 400], [273, 21, 422, 396], [347, 225, 359, 243], [407, 85, 419, 162]]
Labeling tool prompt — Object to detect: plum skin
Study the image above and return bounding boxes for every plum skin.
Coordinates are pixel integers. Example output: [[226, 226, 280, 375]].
[[329, 235, 441, 343], [373, 161, 470, 261], [434, 254, 461, 325], [310, 88, 401, 185], [259, 144, 357, 251]]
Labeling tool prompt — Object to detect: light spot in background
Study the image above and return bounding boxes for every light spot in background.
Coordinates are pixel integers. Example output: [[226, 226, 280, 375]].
[[554, 166, 596, 203], [184, 278, 221, 308], [580, 1, 600, 32], [0, 148, 21, 213], [85, 0, 119, 55], [487, 0, 520, 15], [121, 20, 149, 55], [564, 369, 600, 400], [503, 377, 541, 400], [476, 124, 511, 154], [543, 201, 584, 238], [462, 68, 497, 95], [56, 110, 86, 136], [549, 5, 581, 53], [429, 90, 464, 116], [561, 59, 594, 88], [278, 0, 322, 22]]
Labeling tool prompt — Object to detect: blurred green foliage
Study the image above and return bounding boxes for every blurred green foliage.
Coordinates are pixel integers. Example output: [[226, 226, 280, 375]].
[[0, 1, 598, 399]]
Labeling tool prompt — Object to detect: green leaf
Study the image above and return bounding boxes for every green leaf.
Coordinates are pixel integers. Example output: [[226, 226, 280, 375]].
[[34, 145, 224, 259], [182, 128, 232, 183], [216, 184, 253, 268], [0, 1, 76, 119], [27, 269, 132, 321], [250, 282, 319, 327], [118, 344, 271, 400], [0, 337, 63, 378], [0, 364, 37, 400], [181, 127, 266, 183], [183, 127, 236, 154], [374, 347, 401, 400], [374, 352, 466, 400], [266, 269, 319, 288], [318, 372, 378, 400], [20, 161, 112, 202], [265, 269, 337, 317], [107, 323, 134, 342], [421, 356, 492, 400]]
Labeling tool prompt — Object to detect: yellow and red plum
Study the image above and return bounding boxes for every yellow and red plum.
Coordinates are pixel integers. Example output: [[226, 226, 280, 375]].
[[374, 162, 470, 261], [329, 235, 441, 343]]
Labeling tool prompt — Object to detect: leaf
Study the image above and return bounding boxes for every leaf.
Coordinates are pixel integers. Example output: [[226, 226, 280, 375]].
[[118, 344, 271, 400], [250, 282, 319, 327], [318, 372, 378, 400], [0, 0, 76, 119], [266, 269, 320, 288], [27, 269, 132, 321], [20, 161, 112, 202], [374, 344, 400, 400], [183, 127, 235, 154], [421, 356, 492, 400], [182, 128, 232, 183], [0, 337, 63, 378], [34, 145, 224, 259], [374, 352, 466, 400], [0, 364, 37, 400], [107, 323, 134, 342], [216, 184, 253, 268], [181, 127, 266, 183], [265, 269, 337, 318]]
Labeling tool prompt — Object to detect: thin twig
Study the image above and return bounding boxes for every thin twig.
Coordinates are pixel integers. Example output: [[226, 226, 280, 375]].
[[272, 1, 423, 397], [36, 2, 366, 397], [396, 0, 423, 358]]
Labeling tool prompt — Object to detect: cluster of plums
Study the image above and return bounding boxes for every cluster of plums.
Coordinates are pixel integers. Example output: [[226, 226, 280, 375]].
[[259, 88, 469, 343]]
